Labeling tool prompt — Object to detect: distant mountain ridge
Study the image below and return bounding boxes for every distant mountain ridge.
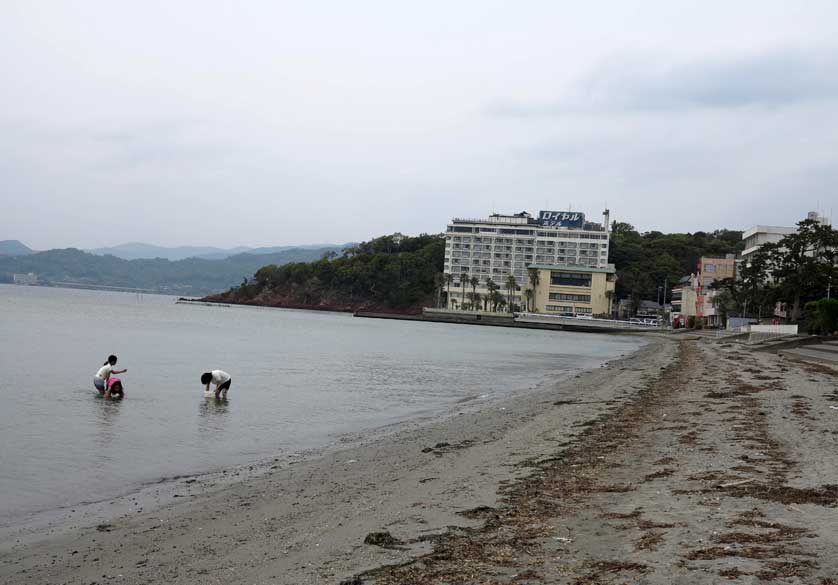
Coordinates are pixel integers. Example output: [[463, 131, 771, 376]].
[[0, 246, 344, 295], [0, 240, 34, 256], [88, 242, 347, 261]]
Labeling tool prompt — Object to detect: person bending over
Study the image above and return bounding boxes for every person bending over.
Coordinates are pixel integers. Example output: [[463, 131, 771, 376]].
[[94, 355, 127, 397], [106, 377, 125, 400], [201, 370, 232, 399]]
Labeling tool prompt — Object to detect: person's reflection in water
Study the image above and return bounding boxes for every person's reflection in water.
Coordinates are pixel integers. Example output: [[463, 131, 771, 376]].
[[94, 397, 122, 462], [198, 396, 230, 440]]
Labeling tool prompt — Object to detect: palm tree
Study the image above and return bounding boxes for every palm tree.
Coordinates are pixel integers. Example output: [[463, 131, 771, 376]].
[[523, 288, 534, 312], [490, 289, 503, 312], [433, 273, 444, 308], [505, 275, 518, 312], [472, 291, 482, 311], [485, 277, 498, 311], [527, 268, 541, 313], [444, 272, 454, 308], [470, 276, 479, 310], [460, 270, 469, 310]]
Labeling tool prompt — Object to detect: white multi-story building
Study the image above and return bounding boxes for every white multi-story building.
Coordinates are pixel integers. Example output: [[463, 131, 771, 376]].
[[741, 212, 830, 262], [741, 225, 796, 262], [444, 209, 611, 309]]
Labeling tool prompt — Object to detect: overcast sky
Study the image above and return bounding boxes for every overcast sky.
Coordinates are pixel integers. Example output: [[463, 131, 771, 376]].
[[2, 1, 837, 249]]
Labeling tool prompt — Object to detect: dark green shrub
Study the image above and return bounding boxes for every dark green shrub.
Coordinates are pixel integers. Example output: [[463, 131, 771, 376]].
[[806, 298, 838, 335]]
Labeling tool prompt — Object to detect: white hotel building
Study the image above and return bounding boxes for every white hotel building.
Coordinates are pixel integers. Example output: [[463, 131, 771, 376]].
[[444, 209, 611, 309]]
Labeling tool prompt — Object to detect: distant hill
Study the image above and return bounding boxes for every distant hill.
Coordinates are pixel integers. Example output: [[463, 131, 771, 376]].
[[0, 240, 34, 257], [88, 242, 349, 261], [0, 246, 344, 295], [87, 243, 252, 261]]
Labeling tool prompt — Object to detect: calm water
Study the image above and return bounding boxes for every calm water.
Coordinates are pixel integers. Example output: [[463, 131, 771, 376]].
[[0, 285, 643, 524]]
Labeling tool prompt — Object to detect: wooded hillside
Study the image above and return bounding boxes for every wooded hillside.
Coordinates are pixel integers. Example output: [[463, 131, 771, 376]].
[[205, 234, 445, 313]]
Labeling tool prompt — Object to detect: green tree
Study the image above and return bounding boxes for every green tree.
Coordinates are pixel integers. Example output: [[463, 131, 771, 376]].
[[460, 270, 469, 310], [711, 288, 738, 327], [760, 220, 838, 321], [470, 276, 479, 309], [205, 233, 446, 311], [433, 272, 444, 308], [608, 223, 744, 303], [505, 275, 518, 313], [485, 277, 499, 311], [523, 288, 534, 312], [444, 272, 454, 308], [805, 298, 838, 334], [527, 267, 540, 290], [737, 251, 773, 318]]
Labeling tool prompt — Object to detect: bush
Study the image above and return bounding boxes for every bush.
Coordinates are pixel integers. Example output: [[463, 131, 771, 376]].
[[805, 298, 838, 335], [687, 316, 696, 329]]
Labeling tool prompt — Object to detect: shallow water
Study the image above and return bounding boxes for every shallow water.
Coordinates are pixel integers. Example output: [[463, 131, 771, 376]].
[[0, 284, 643, 524]]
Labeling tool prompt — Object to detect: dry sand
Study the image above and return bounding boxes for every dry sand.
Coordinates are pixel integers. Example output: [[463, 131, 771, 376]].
[[3, 337, 838, 584]]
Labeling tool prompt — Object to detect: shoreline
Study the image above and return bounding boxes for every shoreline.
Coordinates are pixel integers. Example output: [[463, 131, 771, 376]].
[[0, 337, 663, 584], [15, 337, 836, 583], [0, 337, 643, 549]]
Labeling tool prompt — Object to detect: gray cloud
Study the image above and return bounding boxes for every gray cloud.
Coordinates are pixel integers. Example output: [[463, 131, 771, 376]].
[[3, 1, 838, 248], [88, 120, 228, 171], [492, 47, 838, 115]]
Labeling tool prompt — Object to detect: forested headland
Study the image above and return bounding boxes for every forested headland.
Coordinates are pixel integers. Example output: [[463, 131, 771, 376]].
[[205, 234, 445, 313]]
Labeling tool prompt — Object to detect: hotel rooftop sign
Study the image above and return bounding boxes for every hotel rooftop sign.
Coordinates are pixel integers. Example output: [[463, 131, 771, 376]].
[[538, 210, 585, 228]]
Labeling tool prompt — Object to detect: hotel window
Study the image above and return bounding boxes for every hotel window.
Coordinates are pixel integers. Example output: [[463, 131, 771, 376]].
[[546, 305, 574, 313], [549, 293, 591, 302], [575, 307, 592, 314], [550, 272, 592, 287]]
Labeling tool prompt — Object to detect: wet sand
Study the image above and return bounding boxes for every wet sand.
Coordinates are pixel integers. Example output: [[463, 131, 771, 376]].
[[3, 338, 838, 584]]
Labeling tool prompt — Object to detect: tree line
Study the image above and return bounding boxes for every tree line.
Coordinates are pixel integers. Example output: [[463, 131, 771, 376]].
[[607, 223, 744, 311], [710, 219, 838, 331]]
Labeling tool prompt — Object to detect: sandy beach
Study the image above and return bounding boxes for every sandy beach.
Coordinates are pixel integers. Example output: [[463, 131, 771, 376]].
[[3, 336, 838, 584]]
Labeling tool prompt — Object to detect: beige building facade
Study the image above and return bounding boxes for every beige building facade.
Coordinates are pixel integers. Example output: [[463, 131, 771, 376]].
[[527, 264, 616, 316], [696, 255, 737, 326], [670, 275, 697, 325]]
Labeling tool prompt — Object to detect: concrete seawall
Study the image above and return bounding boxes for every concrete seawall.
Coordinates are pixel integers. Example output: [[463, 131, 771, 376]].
[[355, 309, 658, 335]]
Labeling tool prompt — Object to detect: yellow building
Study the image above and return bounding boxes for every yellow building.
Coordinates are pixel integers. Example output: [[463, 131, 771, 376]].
[[527, 264, 616, 317]]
